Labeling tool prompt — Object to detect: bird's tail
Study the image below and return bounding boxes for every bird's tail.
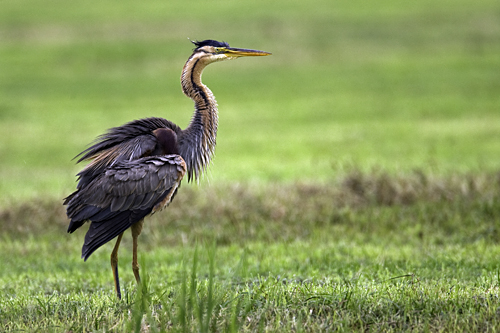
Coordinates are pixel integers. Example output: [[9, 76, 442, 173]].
[[81, 209, 150, 260]]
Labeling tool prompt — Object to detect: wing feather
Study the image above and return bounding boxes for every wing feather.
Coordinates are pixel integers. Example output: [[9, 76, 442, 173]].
[[66, 155, 187, 220], [120, 194, 136, 211], [73, 118, 182, 190], [140, 191, 157, 209], [110, 195, 127, 212]]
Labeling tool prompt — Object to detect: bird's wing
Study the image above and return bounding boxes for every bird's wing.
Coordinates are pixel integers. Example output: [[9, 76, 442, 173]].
[[76, 117, 179, 163], [76, 135, 158, 189], [67, 154, 186, 260], [74, 117, 181, 189], [100, 154, 186, 212], [66, 154, 187, 223]]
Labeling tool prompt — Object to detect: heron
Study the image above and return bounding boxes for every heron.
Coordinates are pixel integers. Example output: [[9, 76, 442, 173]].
[[64, 39, 271, 299]]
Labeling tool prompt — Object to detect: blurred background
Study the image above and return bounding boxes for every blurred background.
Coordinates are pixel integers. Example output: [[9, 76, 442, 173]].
[[1, 0, 499, 203]]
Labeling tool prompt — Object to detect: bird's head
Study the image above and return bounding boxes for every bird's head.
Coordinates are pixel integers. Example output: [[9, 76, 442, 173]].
[[191, 39, 271, 63]]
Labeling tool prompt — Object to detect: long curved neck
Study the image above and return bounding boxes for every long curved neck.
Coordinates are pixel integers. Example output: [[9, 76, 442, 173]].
[[179, 53, 219, 182]]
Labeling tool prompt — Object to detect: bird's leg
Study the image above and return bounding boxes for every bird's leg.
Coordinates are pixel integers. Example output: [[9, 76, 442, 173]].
[[111, 232, 124, 300], [131, 220, 144, 284]]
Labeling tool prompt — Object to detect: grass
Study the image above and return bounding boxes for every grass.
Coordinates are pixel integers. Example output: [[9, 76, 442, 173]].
[[2, 172, 500, 331], [1, 0, 500, 331], [3, 240, 500, 332], [1, 0, 500, 200]]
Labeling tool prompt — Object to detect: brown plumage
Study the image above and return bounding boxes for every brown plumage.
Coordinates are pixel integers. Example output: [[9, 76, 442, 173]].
[[64, 39, 270, 299]]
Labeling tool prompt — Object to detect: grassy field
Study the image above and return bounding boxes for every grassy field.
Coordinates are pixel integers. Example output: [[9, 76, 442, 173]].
[[1, 0, 499, 200], [1, 0, 500, 331], [2, 174, 500, 331]]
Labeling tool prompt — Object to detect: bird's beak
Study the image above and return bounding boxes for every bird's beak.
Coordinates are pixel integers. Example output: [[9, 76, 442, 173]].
[[223, 47, 272, 57]]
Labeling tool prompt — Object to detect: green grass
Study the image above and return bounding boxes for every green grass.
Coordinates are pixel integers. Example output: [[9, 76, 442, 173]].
[[3, 239, 500, 332], [1, 0, 500, 331], [1, 0, 499, 200], [2, 172, 500, 331]]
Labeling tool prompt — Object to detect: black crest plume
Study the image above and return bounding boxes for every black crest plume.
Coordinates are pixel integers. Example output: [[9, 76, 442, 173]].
[[192, 39, 230, 49]]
